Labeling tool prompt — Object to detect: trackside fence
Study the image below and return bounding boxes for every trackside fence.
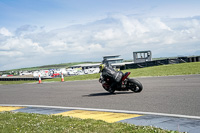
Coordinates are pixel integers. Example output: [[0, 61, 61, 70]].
[[121, 56, 200, 70]]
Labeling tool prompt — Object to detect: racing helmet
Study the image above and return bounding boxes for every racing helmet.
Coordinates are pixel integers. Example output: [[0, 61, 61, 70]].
[[99, 64, 105, 72]]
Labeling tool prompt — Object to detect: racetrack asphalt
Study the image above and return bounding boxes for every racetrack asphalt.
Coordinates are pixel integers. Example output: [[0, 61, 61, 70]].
[[0, 74, 200, 132]]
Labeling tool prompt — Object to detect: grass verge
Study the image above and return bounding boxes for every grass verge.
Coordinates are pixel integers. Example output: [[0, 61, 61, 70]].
[[124, 62, 200, 77], [0, 62, 200, 85], [0, 80, 36, 85], [0, 112, 179, 133]]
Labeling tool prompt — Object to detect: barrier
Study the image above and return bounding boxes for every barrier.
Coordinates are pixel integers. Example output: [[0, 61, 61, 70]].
[[121, 56, 200, 70], [197, 56, 200, 62]]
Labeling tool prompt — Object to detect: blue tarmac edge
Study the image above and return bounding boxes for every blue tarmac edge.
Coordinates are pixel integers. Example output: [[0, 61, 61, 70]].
[[0, 104, 200, 133]]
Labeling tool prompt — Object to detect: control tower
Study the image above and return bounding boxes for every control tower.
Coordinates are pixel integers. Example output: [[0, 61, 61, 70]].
[[133, 50, 152, 63]]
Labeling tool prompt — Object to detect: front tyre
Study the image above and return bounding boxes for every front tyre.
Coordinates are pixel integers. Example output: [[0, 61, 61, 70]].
[[102, 84, 115, 94], [108, 87, 115, 94], [128, 79, 143, 93]]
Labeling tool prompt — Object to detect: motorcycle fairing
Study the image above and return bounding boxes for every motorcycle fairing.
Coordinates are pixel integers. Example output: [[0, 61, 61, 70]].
[[121, 72, 131, 81]]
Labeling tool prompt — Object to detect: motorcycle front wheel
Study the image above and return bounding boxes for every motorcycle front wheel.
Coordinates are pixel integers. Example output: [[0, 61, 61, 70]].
[[108, 87, 115, 93], [128, 78, 143, 93], [102, 84, 115, 94]]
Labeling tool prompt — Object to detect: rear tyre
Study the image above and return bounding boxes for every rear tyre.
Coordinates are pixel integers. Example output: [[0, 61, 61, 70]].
[[128, 79, 143, 93]]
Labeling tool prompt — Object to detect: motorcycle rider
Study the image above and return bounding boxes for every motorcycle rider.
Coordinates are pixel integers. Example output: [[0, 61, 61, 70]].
[[99, 64, 123, 91]]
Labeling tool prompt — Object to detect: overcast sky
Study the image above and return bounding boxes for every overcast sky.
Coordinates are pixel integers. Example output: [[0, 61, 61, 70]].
[[0, 0, 200, 71]]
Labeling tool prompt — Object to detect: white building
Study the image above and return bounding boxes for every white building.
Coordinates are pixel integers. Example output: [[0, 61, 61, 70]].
[[102, 55, 123, 66]]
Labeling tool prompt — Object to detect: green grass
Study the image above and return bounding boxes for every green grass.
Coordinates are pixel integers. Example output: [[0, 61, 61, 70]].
[[0, 62, 200, 85], [0, 112, 179, 133], [0, 80, 36, 85], [123, 62, 200, 77]]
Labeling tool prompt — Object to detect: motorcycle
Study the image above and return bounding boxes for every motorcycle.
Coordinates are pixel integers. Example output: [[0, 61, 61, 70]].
[[99, 72, 143, 93]]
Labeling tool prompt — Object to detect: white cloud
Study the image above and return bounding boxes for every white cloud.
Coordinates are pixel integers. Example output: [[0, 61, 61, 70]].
[[1, 37, 45, 54], [0, 51, 23, 57], [0, 27, 12, 36], [88, 43, 104, 51], [94, 28, 122, 40], [0, 14, 200, 70], [117, 15, 149, 36], [144, 18, 172, 31]]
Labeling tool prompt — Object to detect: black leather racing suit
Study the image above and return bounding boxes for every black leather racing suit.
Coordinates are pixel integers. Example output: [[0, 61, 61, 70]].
[[101, 66, 123, 89]]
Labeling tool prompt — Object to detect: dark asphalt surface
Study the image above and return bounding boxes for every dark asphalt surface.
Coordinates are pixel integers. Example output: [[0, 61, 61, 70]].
[[0, 74, 200, 117]]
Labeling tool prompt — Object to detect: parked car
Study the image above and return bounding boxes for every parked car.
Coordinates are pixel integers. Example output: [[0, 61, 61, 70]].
[[1, 74, 7, 77], [51, 73, 60, 77]]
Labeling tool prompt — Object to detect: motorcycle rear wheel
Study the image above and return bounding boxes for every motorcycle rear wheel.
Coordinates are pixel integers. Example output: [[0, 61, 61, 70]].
[[128, 79, 143, 93]]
